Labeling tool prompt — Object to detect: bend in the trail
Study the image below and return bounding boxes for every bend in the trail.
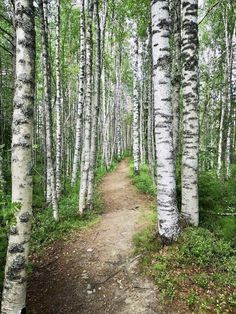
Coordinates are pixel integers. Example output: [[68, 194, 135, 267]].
[[27, 159, 162, 313]]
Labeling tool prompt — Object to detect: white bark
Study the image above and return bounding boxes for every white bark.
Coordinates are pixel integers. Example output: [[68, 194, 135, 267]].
[[151, 0, 180, 243], [40, 0, 59, 221], [1, 0, 35, 312], [55, 0, 62, 197], [115, 47, 122, 159], [71, 0, 86, 186], [79, 0, 93, 214], [87, 0, 101, 208], [181, 0, 199, 226], [224, 17, 235, 178], [171, 0, 181, 155], [217, 95, 225, 176], [131, 22, 140, 174]]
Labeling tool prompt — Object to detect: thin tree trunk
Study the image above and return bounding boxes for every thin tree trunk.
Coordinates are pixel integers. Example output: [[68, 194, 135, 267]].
[[55, 0, 62, 197], [132, 22, 140, 174], [79, 0, 93, 214], [217, 92, 224, 176], [71, 0, 86, 186], [171, 0, 181, 156], [87, 0, 101, 208], [181, 0, 199, 226], [1, 1, 35, 312], [39, 0, 59, 221]]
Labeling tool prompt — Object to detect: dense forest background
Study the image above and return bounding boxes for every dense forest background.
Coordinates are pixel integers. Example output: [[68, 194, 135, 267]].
[[0, 0, 236, 313]]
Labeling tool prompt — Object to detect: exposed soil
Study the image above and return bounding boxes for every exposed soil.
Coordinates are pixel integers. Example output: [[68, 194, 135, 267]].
[[27, 159, 163, 313]]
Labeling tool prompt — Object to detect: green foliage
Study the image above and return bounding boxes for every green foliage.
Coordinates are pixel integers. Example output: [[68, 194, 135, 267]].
[[0, 194, 18, 288], [129, 162, 156, 196], [30, 160, 114, 252], [180, 227, 234, 266], [199, 170, 236, 244], [191, 273, 209, 289], [134, 223, 236, 312], [31, 194, 101, 252], [186, 290, 199, 309]]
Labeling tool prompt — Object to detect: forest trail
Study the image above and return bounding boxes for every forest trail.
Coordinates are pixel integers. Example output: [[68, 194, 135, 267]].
[[27, 159, 161, 313]]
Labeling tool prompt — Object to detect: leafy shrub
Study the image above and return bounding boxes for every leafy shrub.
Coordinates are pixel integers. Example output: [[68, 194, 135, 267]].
[[180, 227, 234, 266]]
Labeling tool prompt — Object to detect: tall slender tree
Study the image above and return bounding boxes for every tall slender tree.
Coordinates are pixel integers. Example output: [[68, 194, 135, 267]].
[[87, 0, 101, 208], [71, 0, 86, 187], [132, 22, 140, 175], [181, 0, 199, 226], [39, 0, 59, 221], [79, 0, 93, 214], [151, 0, 180, 242], [1, 0, 35, 312], [55, 0, 62, 197]]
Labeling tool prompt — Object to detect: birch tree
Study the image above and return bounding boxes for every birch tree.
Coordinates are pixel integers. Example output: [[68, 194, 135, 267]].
[[131, 22, 140, 174], [87, 0, 101, 208], [55, 0, 62, 197], [39, 0, 59, 221], [151, 0, 180, 243], [79, 0, 93, 214], [181, 0, 199, 226], [71, 0, 86, 187], [1, 0, 35, 312], [171, 0, 181, 156]]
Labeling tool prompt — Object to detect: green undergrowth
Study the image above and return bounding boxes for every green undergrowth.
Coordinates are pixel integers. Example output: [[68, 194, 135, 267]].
[[129, 161, 156, 197], [134, 221, 236, 313], [31, 159, 118, 252], [130, 161, 236, 244], [199, 169, 236, 244], [131, 162, 236, 313]]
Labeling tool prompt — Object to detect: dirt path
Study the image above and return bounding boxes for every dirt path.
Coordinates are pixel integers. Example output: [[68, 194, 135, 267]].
[[27, 159, 161, 313]]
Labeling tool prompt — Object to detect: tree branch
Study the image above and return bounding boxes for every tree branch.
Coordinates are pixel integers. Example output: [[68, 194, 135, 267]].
[[0, 44, 13, 56], [199, 1, 220, 25], [0, 26, 13, 39], [0, 13, 12, 26]]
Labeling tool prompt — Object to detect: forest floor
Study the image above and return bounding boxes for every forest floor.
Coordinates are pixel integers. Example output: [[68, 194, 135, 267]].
[[27, 159, 165, 313]]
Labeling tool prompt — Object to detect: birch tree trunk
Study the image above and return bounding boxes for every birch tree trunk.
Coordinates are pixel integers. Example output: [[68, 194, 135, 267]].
[[217, 93, 225, 176], [224, 15, 234, 179], [132, 23, 140, 174], [79, 0, 93, 214], [151, 0, 180, 243], [171, 0, 181, 156], [87, 0, 101, 208], [1, 0, 35, 312], [115, 46, 122, 160], [39, 0, 59, 221], [71, 0, 86, 187], [181, 0, 199, 226], [55, 0, 62, 197]]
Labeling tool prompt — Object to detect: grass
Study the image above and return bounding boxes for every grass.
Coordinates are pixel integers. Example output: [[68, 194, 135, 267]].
[[134, 221, 236, 313], [131, 162, 236, 313], [129, 161, 156, 197], [0, 158, 119, 288]]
